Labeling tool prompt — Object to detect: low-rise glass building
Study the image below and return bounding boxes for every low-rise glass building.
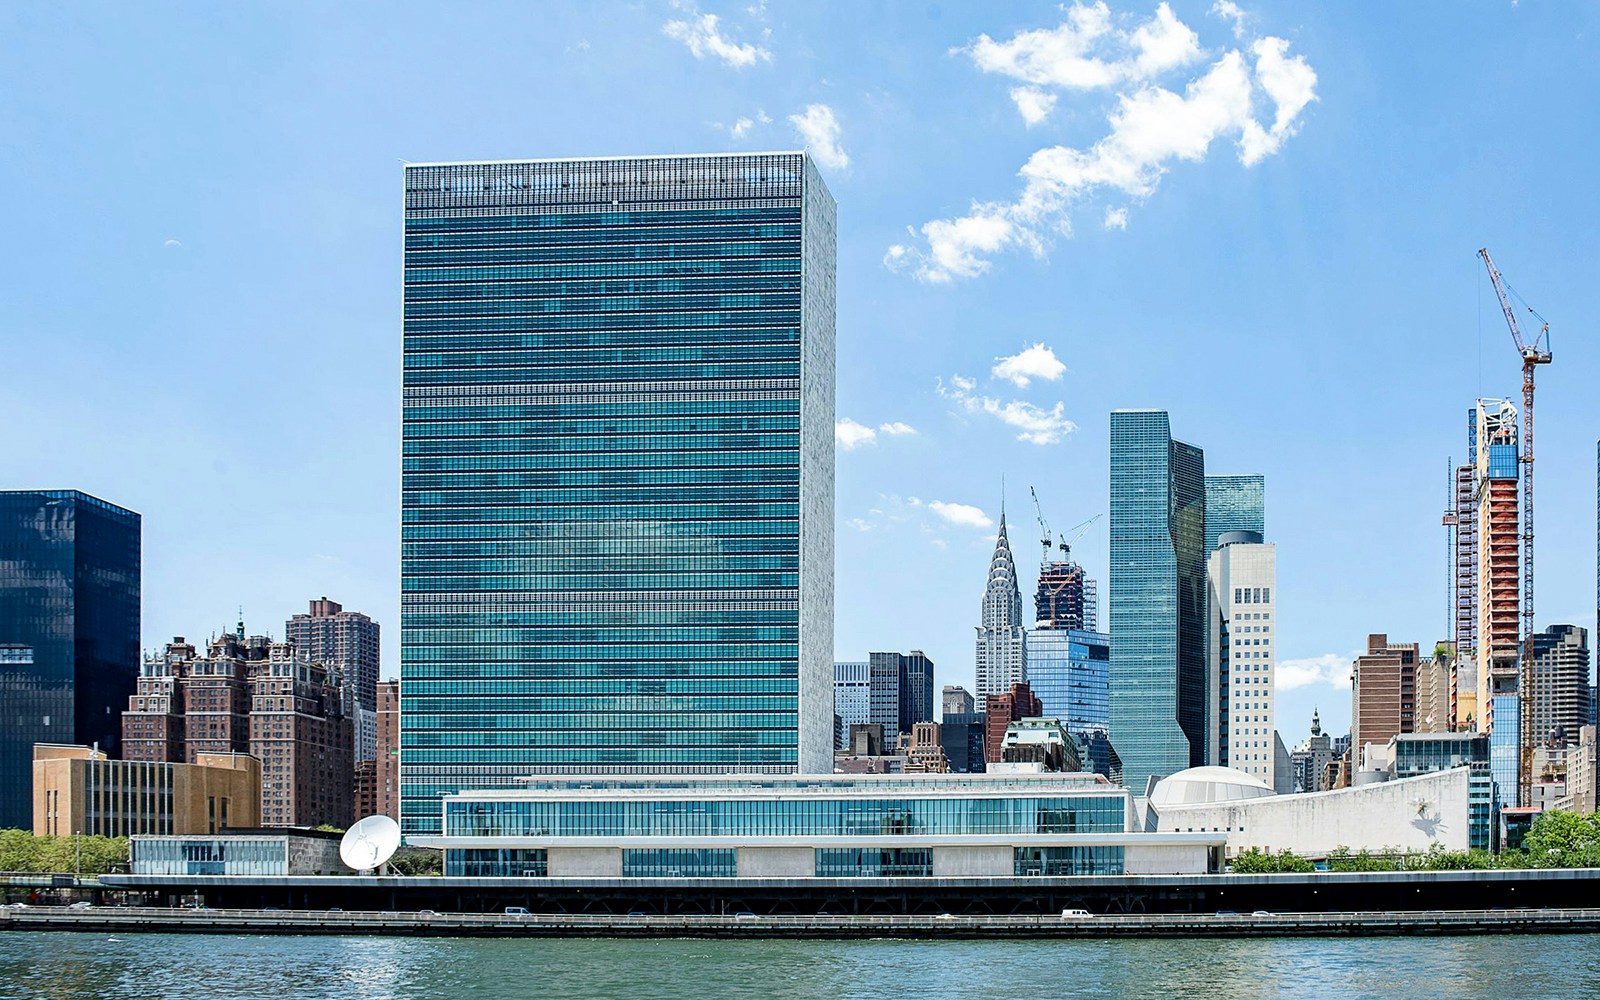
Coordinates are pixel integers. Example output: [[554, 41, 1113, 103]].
[[130, 830, 344, 876], [410, 773, 1222, 879]]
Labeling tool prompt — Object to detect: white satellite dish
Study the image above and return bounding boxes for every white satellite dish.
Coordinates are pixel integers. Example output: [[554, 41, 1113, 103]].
[[340, 815, 402, 872]]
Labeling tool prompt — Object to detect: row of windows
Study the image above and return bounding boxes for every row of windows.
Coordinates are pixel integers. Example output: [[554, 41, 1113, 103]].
[[406, 363, 802, 386], [404, 696, 798, 715], [404, 504, 799, 524], [404, 420, 799, 443], [405, 402, 799, 424], [404, 554, 797, 575], [402, 574, 799, 593], [405, 220, 800, 249], [816, 848, 931, 877], [406, 330, 802, 354], [402, 625, 795, 643], [403, 538, 797, 558], [397, 660, 798, 678], [405, 469, 799, 490], [445, 848, 548, 877], [406, 486, 799, 506], [405, 276, 801, 300], [405, 714, 801, 733], [406, 203, 799, 229], [402, 258, 799, 284], [444, 797, 1127, 838], [403, 243, 793, 268], [403, 746, 797, 765], [405, 293, 797, 319], [406, 347, 798, 369], [404, 313, 800, 335], [402, 613, 796, 630], [623, 848, 737, 878], [402, 678, 800, 696]]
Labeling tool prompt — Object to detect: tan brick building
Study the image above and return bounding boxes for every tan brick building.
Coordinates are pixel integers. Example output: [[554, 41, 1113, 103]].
[[34, 743, 260, 837]]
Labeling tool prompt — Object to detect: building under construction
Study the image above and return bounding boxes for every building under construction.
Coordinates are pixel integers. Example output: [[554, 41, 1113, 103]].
[[1452, 399, 1523, 805], [1034, 559, 1096, 632]]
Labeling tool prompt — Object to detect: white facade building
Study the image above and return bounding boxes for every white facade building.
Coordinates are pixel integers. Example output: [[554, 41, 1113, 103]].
[[832, 662, 870, 747], [1206, 531, 1278, 790]]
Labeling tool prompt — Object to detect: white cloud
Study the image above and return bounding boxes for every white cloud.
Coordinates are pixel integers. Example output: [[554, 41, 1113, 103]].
[[837, 417, 916, 448], [729, 109, 772, 138], [925, 500, 994, 529], [662, 9, 772, 68], [789, 103, 849, 170], [163, 238, 183, 248], [1238, 37, 1318, 166], [1009, 86, 1058, 127], [890, 7, 1317, 282], [937, 375, 1076, 445], [1211, 0, 1247, 39], [1277, 652, 1354, 692], [845, 517, 874, 532], [962, 2, 1201, 92], [991, 343, 1066, 387], [834, 417, 877, 449]]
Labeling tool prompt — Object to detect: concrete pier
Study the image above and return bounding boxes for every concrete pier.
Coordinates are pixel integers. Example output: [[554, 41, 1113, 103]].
[[5, 905, 1600, 938]]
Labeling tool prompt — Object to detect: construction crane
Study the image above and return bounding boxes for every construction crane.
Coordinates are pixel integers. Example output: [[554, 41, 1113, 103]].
[[1478, 247, 1551, 807], [1028, 486, 1053, 565], [1058, 513, 1104, 561]]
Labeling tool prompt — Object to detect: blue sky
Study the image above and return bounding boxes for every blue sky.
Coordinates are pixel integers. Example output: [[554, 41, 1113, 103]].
[[2, 1, 1597, 745]]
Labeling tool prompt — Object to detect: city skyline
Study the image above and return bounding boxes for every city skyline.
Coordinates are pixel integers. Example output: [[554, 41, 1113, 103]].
[[5, 3, 1600, 748]]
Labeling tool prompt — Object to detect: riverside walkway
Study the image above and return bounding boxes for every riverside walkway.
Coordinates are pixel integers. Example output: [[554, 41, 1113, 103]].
[[5, 905, 1600, 938]]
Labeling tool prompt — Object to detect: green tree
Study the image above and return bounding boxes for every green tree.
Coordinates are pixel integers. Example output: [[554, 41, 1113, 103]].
[[1522, 810, 1600, 868], [0, 830, 127, 875], [1230, 848, 1314, 873]]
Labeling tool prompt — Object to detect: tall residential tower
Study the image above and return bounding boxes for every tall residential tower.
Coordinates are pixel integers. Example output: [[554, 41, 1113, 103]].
[[285, 598, 380, 762], [399, 154, 836, 832]]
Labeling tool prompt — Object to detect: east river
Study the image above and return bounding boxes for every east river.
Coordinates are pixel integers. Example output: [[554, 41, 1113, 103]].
[[2, 932, 1597, 998]]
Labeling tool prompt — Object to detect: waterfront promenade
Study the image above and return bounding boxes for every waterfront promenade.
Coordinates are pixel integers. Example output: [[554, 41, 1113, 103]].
[[6, 904, 1600, 938]]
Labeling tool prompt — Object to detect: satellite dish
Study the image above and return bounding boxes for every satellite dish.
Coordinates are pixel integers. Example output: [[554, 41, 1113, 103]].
[[340, 815, 401, 872]]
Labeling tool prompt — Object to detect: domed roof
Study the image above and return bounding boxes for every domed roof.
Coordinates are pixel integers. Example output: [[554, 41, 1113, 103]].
[[1148, 766, 1275, 807]]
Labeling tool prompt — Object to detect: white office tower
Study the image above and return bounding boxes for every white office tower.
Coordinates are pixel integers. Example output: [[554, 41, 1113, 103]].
[[1207, 530, 1278, 789]]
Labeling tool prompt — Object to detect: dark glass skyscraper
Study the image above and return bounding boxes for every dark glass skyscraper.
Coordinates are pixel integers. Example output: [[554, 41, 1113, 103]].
[[1203, 474, 1264, 553], [0, 490, 140, 829], [1108, 411, 1206, 792], [400, 154, 835, 833]]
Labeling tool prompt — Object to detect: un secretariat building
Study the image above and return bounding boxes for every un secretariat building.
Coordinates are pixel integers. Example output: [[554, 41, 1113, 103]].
[[400, 153, 836, 833]]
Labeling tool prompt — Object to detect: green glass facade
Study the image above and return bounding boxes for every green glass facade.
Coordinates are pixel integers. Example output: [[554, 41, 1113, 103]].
[[400, 154, 836, 833], [1108, 411, 1207, 792], [1203, 475, 1265, 553]]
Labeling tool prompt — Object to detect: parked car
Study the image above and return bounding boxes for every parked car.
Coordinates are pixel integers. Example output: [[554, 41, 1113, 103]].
[[1060, 909, 1093, 919]]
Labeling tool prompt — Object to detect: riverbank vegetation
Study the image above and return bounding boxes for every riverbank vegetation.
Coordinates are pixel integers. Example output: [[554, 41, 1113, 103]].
[[0, 830, 127, 875], [1230, 810, 1600, 873]]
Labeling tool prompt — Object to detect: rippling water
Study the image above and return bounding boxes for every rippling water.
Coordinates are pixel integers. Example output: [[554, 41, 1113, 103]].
[[1, 932, 1596, 999]]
